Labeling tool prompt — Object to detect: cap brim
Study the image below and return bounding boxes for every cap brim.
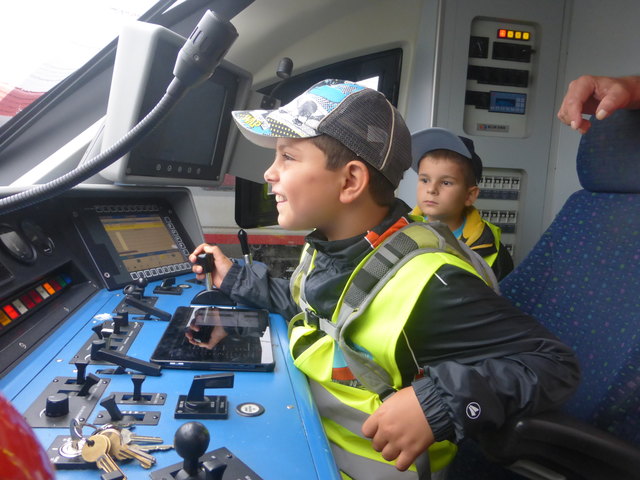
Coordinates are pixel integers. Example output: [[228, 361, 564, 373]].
[[232, 101, 325, 149], [411, 128, 472, 171], [231, 110, 280, 149]]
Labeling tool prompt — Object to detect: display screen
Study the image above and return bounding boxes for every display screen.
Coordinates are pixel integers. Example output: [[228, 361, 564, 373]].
[[73, 201, 193, 290], [126, 40, 240, 182], [489, 91, 527, 114], [100, 213, 187, 275]]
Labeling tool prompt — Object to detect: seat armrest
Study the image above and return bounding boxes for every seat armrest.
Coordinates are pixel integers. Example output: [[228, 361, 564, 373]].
[[479, 411, 640, 480]]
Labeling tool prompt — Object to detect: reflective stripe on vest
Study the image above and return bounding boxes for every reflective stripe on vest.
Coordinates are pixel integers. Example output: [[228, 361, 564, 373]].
[[288, 222, 492, 477], [483, 220, 502, 267]]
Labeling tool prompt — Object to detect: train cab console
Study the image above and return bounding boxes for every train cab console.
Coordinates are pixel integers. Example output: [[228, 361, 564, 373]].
[[0, 185, 339, 479]]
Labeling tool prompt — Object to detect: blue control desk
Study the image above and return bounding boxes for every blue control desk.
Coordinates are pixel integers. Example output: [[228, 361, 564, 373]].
[[0, 275, 340, 479]]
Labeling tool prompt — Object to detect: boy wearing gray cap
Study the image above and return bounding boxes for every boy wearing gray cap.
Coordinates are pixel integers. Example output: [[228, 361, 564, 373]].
[[190, 79, 579, 479], [411, 128, 514, 280]]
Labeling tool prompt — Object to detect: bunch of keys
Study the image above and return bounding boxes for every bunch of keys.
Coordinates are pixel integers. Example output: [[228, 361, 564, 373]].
[[78, 423, 173, 476]]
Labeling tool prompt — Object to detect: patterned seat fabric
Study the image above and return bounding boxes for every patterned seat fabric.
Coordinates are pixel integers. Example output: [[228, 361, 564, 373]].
[[448, 110, 640, 479], [500, 108, 640, 446]]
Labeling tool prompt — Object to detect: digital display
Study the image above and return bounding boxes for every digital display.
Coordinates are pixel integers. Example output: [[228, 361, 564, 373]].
[[73, 201, 194, 290], [99, 213, 189, 278], [489, 91, 527, 115]]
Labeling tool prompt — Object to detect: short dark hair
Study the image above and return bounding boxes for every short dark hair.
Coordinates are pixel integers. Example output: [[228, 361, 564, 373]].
[[419, 149, 478, 187], [310, 135, 396, 206]]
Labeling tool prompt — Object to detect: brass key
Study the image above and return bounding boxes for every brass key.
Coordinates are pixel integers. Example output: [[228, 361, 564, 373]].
[[81, 434, 127, 479], [135, 443, 174, 452], [101, 428, 156, 469], [120, 428, 164, 445]]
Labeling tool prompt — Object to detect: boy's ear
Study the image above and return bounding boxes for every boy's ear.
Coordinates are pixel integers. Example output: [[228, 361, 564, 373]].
[[339, 160, 369, 203], [465, 185, 480, 206]]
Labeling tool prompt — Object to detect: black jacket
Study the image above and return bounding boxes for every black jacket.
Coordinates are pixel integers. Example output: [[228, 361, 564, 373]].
[[220, 199, 580, 443]]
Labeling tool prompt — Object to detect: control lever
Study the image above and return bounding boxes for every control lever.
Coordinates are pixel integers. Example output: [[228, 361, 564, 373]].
[[238, 229, 253, 265], [77, 373, 101, 397], [153, 277, 183, 296], [123, 277, 149, 299], [99, 393, 124, 421], [191, 253, 235, 306], [174, 422, 227, 480], [91, 324, 104, 340], [74, 359, 88, 385], [175, 373, 234, 419], [150, 422, 261, 480], [123, 294, 172, 321], [186, 373, 234, 404], [90, 339, 162, 376], [195, 253, 215, 291]]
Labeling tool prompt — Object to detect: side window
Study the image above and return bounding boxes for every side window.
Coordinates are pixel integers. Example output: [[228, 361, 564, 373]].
[[258, 48, 403, 106]]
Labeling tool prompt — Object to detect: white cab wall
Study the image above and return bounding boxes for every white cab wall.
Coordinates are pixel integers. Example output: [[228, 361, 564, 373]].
[[547, 0, 640, 223], [399, 0, 568, 264], [196, 0, 640, 262]]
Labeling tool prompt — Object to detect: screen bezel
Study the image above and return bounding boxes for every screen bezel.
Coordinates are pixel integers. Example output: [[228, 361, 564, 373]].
[[98, 21, 251, 187], [72, 198, 195, 290], [124, 42, 241, 183]]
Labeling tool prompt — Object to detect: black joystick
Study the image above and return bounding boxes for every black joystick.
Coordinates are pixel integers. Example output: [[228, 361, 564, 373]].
[[123, 277, 148, 299], [174, 422, 226, 480], [191, 253, 235, 307]]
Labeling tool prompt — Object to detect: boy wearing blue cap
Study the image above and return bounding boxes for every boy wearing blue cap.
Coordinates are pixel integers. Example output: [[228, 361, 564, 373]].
[[190, 79, 579, 479], [411, 128, 514, 280]]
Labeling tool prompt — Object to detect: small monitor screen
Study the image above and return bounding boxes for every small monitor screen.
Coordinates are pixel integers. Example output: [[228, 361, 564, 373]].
[[99, 213, 187, 274], [489, 91, 527, 115], [98, 22, 251, 186], [73, 200, 194, 290], [126, 39, 239, 181]]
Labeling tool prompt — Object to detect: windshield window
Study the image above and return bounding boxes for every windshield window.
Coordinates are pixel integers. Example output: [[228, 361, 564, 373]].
[[0, 0, 159, 127]]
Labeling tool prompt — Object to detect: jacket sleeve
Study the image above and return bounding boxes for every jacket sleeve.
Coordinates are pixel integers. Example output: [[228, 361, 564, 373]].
[[220, 261, 300, 320], [405, 264, 581, 443], [492, 242, 515, 281]]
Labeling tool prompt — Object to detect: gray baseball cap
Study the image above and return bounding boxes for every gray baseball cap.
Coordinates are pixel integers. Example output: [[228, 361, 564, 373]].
[[411, 128, 483, 183], [232, 79, 411, 188]]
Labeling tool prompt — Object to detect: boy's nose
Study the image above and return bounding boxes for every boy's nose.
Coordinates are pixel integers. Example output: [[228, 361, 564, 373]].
[[264, 160, 278, 183]]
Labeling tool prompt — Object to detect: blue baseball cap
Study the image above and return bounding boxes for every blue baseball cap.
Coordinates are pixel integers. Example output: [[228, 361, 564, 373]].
[[232, 79, 412, 188], [411, 128, 483, 183]]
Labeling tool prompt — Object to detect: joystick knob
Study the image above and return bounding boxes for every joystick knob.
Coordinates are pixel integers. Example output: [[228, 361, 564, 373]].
[[45, 393, 70, 417], [174, 422, 210, 480]]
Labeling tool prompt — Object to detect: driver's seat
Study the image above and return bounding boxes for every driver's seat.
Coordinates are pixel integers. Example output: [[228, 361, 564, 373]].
[[479, 108, 640, 479]]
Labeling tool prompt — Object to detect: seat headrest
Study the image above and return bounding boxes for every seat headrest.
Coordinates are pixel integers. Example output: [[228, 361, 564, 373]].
[[577, 109, 640, 193]]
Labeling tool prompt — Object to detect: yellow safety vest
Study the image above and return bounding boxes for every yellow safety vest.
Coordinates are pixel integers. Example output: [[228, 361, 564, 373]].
[[288, 222, 496, 479]]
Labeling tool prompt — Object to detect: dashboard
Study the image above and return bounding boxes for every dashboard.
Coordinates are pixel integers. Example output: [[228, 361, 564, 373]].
[[0, 185, 339, 479]]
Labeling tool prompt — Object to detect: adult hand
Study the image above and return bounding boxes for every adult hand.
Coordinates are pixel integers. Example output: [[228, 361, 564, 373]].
[[557, 75, 640, 134], [361, 386, 435, 471], [189, 243, 233, 288]]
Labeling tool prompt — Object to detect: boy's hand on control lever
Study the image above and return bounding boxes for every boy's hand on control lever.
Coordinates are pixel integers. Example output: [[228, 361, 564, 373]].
[[362, 386, 435, 471], [189, 243, 233, 288]]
